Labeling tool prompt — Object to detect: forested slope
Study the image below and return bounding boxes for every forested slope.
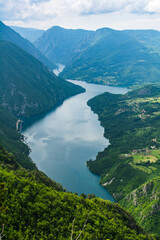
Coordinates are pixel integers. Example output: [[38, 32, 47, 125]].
[[0, 40, 84, 117], [0, 21, 55, 69], [61, 30, 160, 86], [0, 105, 35, 169], [87, 85, 160, 235], [0, 146, 157, 240], [35, 26, 93, 65]]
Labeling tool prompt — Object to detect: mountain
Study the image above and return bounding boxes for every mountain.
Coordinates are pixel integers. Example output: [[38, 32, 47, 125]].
[[0, 21, 56, 69], [35, 25, 160, 86], [87, 85, 160, 235], [124, 29, 160, 56], [10, 26, 45, 43], [0, 40, 84, 117], [0, 145, 156, 239], [35, 26, 93, 65], [0, 104, 36, 169], [121, 177, 160, 236], [60, 28, 160, 86]]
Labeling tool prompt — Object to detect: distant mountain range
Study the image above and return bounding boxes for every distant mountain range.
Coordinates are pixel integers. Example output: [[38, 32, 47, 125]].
[[10, 26, 45, 43], [0, 21, 56, 69], [33, 26, 160, 87], [35, 26, 93, 65]]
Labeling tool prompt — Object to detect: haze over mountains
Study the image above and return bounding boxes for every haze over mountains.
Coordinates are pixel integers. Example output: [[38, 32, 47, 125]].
[[0, 21, 55, 69], [35, 26, 93, 65], [32, 25, 160, 87], [10, 26, 45, 43]]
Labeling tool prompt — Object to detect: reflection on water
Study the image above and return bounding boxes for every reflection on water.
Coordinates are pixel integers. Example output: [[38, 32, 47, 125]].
[[23, 80, 128, 200]]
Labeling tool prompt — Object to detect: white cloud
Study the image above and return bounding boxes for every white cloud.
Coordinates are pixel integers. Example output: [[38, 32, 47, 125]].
[[2, 0, 160, 30], [0, 0, 156, 21], [145, 0, 160, 13]]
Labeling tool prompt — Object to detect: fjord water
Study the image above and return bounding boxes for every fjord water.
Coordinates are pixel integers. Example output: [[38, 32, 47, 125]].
[[23, 80, 128, 200]]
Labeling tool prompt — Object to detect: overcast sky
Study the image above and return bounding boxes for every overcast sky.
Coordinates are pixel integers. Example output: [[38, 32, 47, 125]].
[[2, 0, 160, 31]]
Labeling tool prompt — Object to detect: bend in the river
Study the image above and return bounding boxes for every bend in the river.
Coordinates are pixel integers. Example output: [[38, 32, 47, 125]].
[[23, 80, 128, 201]]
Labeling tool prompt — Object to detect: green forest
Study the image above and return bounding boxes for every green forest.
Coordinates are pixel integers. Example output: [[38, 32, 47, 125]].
[[0, 145, 157, 240], [0, 40, 84, 118], [1, 21, 160, 239], [0, 82, 159, 238], [87, 85, 160, 235]]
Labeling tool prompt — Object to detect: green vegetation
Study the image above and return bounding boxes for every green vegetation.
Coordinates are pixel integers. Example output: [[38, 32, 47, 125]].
[[61, 30, 160, 86], [87, 85, 160, 235], [0, 105, 36, 169], [2, 23, 160, 238], [35, 26, 93, 65], [125, 30, 160, 57], [120, 177, 160, 235], [0, 145, 157, 240], [0, 40, 84, 117], [35, 26, 160, 87], [0, 21, 55, 69]]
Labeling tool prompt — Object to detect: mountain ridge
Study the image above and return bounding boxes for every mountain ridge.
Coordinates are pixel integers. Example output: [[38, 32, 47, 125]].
[[34, 25, 160, 86], [0, 40, 84, 117], [10, 25, 45, 43], [0, 21, 56, 69]]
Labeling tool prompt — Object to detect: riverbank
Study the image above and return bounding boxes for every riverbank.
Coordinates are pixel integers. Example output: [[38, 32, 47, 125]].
[[23, 80, 128, 200], [87, 85, 160, 235]]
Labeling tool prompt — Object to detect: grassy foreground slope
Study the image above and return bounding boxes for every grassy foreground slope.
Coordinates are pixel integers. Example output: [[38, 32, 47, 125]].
[[87, 85, 160, 235], [0, 40, 84, 117], [0, 146, 157, 240]]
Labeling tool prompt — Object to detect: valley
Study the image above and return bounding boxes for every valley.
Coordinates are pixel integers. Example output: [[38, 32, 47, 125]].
[[34, 26, 160, 87], [1, 20, 160, 239], [23, 80, 127, 199]]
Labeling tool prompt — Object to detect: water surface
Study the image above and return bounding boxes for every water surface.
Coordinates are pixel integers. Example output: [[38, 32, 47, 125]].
[[53, 64, 65, 76], [23, 80, 128, 200]]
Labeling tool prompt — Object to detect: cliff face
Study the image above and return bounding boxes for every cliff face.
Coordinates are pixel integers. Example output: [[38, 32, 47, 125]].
[[121, 177, 160, 235]]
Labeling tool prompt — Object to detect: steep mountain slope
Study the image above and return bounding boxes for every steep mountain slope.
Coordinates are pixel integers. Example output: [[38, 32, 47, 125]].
[[0, 40, 84, 117], [0, 105, 35, 169], [0, 146, 156, 240], [121, 177, 160, 236], [125, 29, 160, 56], [35, 25, 160, 86], [0, 21, 55, 69], [61, 29, 160, 86], [10, 26, 44, 43], [87, 85, 160, 235], [35, 26, 93, 64]]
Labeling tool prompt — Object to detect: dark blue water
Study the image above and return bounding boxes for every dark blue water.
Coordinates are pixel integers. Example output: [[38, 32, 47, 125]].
[[23, 80, 128, 200]]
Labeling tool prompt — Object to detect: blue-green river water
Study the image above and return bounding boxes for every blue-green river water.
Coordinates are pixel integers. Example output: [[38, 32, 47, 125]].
[[23, 80, 128, 201]]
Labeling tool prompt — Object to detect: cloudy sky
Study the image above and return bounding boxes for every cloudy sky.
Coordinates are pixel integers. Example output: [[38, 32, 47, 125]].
[[2, 0, 160, 30]]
